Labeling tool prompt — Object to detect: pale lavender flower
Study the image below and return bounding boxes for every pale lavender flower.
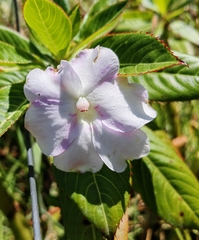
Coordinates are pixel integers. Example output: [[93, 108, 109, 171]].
[[24, 46, 156, 173]]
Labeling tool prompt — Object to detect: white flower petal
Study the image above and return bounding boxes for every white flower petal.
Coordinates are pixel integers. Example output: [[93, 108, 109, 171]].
[[25, 99, 79, 156], [88, 79, 156, 132], [24, 67, 60, 103], [59, 60, 82, 98], [92, 119, 150, 172], [70, 46, 119, 95], [53, 121, 103, 173]]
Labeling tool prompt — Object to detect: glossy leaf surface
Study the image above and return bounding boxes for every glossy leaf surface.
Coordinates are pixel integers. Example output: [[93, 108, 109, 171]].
[[129, 52, 199, 101], [54, 164, 131, 239], [133, 128, 199, 229], [91, 33, 183, 75]]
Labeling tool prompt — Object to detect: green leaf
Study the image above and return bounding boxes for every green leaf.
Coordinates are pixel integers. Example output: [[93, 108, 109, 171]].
[[142, 0, 194, 15], [54, 164, 131, 239], [168, 38, 195, 55], [59, 191, 105, 240], [129, 52, 199, 101], [132, 127, 199, 229], [115, 10, 152, 32], [79, 1, 128, 40], [0, 66, 33, 86], [168, 0, 195, 12], [153, 0, 172, 15], [0, 65, 44, 136], [0, 83, 28, 136], [69, 5, 80, 38], [84, 0, 119, 19], [0, 26, 51, 66], [169, 20, 199, 46], [53, 0, 70, 13], [0, 25, 31, 53], [24, 0, 72, 59], [69, 17, 121, 59], [0, 41, 37, 65], [91, 33, 183, 75]]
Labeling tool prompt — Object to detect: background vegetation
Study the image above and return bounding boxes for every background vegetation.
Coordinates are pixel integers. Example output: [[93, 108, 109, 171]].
[[1, 0, 199, 239]]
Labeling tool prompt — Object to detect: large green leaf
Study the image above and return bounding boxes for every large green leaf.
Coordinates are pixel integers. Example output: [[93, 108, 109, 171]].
[[0, 83, 28, 136], [91, 33, 183, 75], [54, 164, 131, 239], [132, 127, 199, 229], [129, 52, 199, 101], [24, 0, 72, 59]]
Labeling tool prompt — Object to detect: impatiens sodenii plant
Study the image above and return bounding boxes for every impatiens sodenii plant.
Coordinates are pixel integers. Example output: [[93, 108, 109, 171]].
[[1, 0, 199, 239]]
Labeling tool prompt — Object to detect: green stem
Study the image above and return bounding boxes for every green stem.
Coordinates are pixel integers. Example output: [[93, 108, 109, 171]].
[[175, 228, 185, 240]]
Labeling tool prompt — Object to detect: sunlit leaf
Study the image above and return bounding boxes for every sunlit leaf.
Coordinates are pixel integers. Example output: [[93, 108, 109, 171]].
[[0, 83, 28, 136], [91, 33, 183, 75], [133, 127, 199, 229], [129, 52, 199, 101], [153, 0, 172, 15], [24, 0, 72, 59], [54, 164, 131, 239], [0, 66, 36, 136]]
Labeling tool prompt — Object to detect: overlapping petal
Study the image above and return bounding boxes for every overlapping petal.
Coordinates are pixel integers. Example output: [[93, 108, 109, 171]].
[[59, 60, 82, 98], [69, 46, 119, 95], [25, 99, 79, 156], [87, 78, 156, 133], [53, 121, 103, 173], [24, 67, 60, 103], [92, 119, 150, 172]]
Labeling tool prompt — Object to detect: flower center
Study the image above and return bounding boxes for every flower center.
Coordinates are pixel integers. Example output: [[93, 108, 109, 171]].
[[76, 97, 90, 112]]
